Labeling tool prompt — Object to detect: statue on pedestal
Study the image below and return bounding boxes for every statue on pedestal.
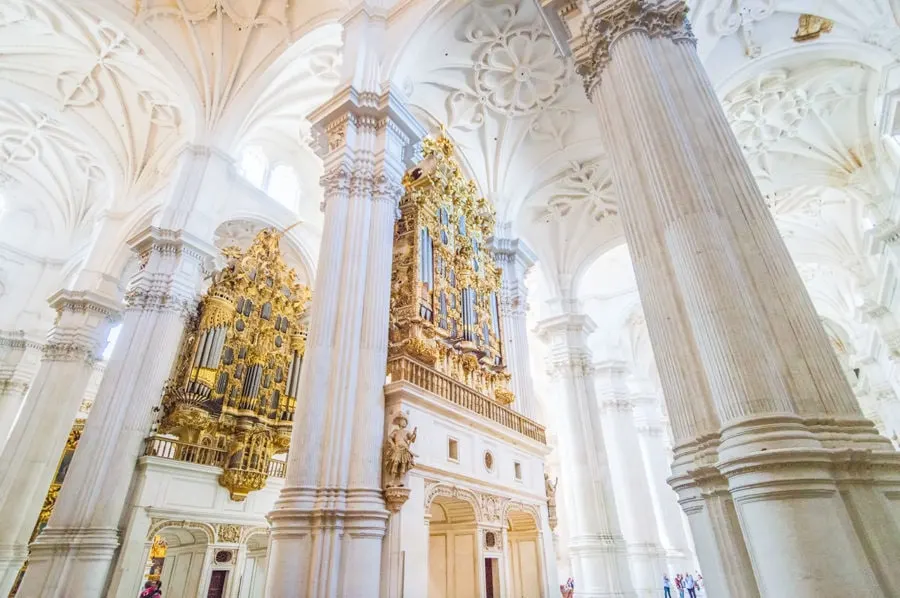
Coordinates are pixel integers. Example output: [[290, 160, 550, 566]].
[[545, 472, 558, 531], [382, 412, 418, 512]]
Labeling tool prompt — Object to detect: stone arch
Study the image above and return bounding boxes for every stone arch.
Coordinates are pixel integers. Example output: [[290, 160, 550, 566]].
[[423, 482, 483, 522], [502, 501, 542, 531], [240, 526, 269, 545], [146, 519, 216, 544]]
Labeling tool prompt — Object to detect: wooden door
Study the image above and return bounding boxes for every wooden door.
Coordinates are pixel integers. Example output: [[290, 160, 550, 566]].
[[206, 570, 228, 598]]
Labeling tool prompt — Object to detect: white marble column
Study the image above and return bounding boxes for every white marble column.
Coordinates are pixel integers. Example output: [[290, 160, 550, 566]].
[[541, 1, 900, 596], [593, 361, 664, 597], [264, 87, 423, 597], [0, 290, 118, 596], [630, 386, 693, 574], [535, 313, 634, 598], [493, 233, 541, 420], [0, 331, 42, 451], [17, 228, 212, 597]]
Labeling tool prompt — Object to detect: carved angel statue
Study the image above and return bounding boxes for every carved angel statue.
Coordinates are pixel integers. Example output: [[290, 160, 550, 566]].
[[544, 473, 558, 507], [383, 412, 417, 487]]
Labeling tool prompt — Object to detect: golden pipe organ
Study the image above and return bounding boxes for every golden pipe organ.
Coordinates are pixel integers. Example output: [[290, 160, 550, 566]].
[[390, 132, 514, 405], [160, 228, 310, 501]]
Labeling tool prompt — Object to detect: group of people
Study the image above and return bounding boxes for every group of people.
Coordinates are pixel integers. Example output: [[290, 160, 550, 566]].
[[139, 581, 162, 597], [663, 572, 702, 598]]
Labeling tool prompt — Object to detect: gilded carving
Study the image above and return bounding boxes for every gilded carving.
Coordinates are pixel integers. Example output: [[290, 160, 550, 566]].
[[158, 228, 310, 501], [793, 14, 833, 42], [388, 130, 517, 409], [216, 524, 243, 544]]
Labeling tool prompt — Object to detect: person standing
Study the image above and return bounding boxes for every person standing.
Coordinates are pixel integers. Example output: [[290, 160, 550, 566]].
[[685, 574, 696, 598], [675, 573, 684, 598], [663, 574, 672, 598]]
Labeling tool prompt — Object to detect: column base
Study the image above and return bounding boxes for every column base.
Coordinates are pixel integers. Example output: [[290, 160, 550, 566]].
[[266, 486, 388, 598], [16, 527, 119, 597], [673, 416, 900, 598], [568, 534, 636, 598], [626, 542, 664, 598], [0, 544, 27, 597]]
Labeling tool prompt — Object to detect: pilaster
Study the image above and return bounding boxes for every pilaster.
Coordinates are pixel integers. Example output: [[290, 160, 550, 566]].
[[18, 228, 214, 597], [265, 85, 424, 597], [535, 313, 634, 598], [493, 232, 540, 420], [0, 331, 43, 451], [593, 361, 664, 598], [630, 387, 693, 574], [0, 290, 119, 597]]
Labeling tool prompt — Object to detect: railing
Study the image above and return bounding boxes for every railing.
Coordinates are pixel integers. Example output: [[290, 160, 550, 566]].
[[387, 355, 547, 444], [142, 436, 289, 479], [144, 435, 227, 467], [267, 459, 287, 478]]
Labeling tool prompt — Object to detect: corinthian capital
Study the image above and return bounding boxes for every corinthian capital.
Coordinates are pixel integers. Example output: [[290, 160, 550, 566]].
[[540, 0, 693, 96]]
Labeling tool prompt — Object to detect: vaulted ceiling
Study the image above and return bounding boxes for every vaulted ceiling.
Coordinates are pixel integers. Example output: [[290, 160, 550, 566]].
[[0, 0, 897, 366]]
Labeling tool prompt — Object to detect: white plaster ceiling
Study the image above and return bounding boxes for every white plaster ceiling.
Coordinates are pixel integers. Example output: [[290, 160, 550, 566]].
[[0, 99, 108, 252], [230, 24, 343, 229], [0, 0, 188, 254], [393, 0, 612, 295]]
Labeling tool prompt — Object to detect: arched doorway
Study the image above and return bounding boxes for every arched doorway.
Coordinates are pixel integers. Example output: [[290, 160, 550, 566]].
[[237, 531, 268, 598], [506, 508, 543, 598], [144, 524, 212, 598], [428, 496, 479, 598]]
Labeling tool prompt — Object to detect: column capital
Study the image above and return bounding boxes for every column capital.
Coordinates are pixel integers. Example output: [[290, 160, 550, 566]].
[[535, 313, 595, 377], [310, 86, 425, 215], [43, 289, 120, 364], [534, 313, 596, 346], [539, 0, 693, 95], [125, 227, 216, 315], [592, 359, 629, 377], [492, 234, 537, 270]]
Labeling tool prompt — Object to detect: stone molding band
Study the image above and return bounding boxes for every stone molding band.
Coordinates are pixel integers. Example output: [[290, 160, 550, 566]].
[[575, 0, 694, 96], [42, 341, 97, 365]]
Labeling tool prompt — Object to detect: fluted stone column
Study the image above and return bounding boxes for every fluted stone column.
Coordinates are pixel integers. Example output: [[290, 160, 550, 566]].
[[631, 386, 693, 573], [593, 361, 664, 597], [535, 313, 634, 598], [494, 234, 540, 419], [541, 1, 900, 596], [18, 228, 212, 598], [0, 331, 42, 451], [264, 87, 422, 597], [0, 290, 118, 596]]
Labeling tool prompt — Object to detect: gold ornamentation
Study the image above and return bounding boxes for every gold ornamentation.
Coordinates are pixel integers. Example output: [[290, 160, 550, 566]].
[[39, 484, 60, 525], [216, 524, 243, 543], [793, 14, 833, 42], [494, 388, 515, 405], [149, 535, 167, 559], [218, 469, 268, 501], [390, 131, 515, 408], [159, 228, 311, 501], [400, 337, 438, 365], [189, 367, 218, 388]]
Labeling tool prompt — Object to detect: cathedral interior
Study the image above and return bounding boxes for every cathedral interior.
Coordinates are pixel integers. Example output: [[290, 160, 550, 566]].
[[0, 1, 899, 597]]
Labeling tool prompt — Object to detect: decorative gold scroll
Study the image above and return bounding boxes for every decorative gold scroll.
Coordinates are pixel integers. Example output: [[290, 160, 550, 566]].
[[390, 132, 514, 405], [159, 228, 310, 500]]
